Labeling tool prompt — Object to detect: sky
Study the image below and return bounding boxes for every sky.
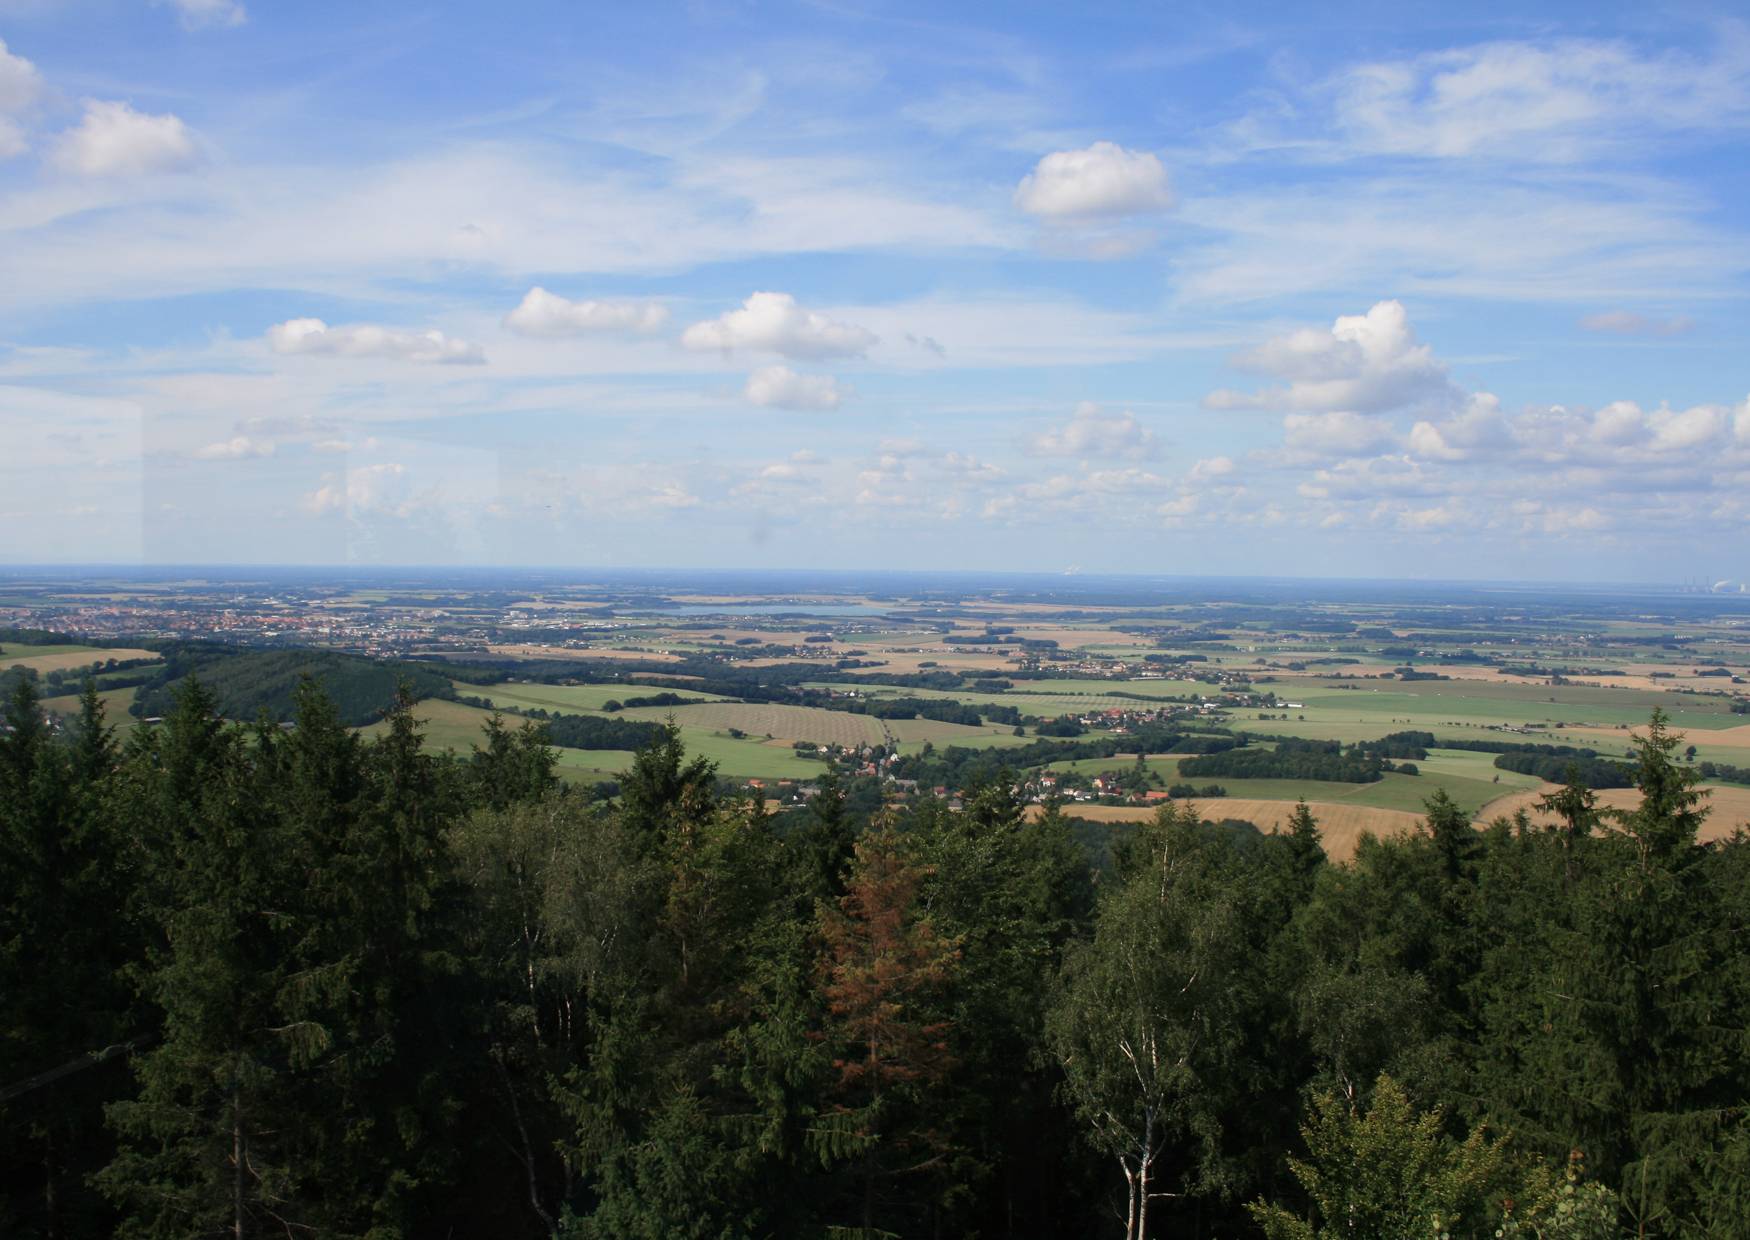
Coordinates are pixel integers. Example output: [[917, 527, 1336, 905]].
[[1, 0, 1747, 582]]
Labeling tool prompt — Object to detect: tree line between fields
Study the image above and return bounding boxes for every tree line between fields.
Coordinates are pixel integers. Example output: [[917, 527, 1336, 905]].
[[3, 674, 1750, 1239]]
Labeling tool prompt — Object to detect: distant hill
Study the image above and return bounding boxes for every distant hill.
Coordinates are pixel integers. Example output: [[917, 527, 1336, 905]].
[[132, 647, 456, 726]]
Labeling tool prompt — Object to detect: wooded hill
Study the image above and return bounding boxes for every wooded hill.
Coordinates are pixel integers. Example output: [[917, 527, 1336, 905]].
[[130, 646, 457, 727]]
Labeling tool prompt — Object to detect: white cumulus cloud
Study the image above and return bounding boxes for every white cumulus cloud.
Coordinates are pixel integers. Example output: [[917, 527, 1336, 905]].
[[503, 287, 669, 336], [1030, 401, 1156, 458], [743, 365, 845, 411], [52, 100, 199, 176], [266, 318, 485, 365], [1407, 394, 1515, 461], [1207, 300, 1457, 415], [683, 292, 876, 360], [1014, 141, 1173, 218]]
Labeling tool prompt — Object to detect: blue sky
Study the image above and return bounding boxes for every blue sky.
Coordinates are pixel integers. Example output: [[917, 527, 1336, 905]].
[[1, 0, 1747, 581]]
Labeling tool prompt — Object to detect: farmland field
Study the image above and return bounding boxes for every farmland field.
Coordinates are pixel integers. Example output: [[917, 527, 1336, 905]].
[[1273, 677, 1741, 733], [41, 685, 141, 729], [663, 729, 830, 779], [1, 646, 158, 674], [359, 698, 503, 753], [1, 641, 104, 660], [883, 717, 1027, 744], [616, 702, 885, 748], [1478, 782, 1750, 842], [457, 680, 733, 714]]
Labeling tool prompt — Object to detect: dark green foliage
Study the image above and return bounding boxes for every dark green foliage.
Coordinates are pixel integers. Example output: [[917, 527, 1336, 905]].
[[531, 711, 667, 751], [1696, 759, 1750, 784], [5, 693, 1749, 1239], [1493, 751, 1635, 787], [1179, 739, 1389, 783], [132, 647, 456, 726]]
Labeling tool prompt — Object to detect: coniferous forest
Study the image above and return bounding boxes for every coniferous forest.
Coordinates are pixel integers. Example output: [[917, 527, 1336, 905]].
[[3, 675, 1749, 1239]]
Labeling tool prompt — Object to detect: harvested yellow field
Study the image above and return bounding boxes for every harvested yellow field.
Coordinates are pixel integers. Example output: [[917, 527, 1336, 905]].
[[1026, 799, 1427, 863], [1478, 783, 1750, 842], [1563, 723, 1750, 749]]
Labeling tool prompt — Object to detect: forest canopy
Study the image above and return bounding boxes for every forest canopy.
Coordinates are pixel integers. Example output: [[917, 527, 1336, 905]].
[[2, 677, 1747, 1239]]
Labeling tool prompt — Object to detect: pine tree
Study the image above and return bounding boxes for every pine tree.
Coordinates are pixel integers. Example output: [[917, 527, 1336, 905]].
[[99, 681, 306, 1237], [1, 670, 141, 1236]]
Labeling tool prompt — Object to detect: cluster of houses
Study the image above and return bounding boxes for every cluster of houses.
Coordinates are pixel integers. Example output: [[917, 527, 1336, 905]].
[[748, 754, 1184, 812]]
